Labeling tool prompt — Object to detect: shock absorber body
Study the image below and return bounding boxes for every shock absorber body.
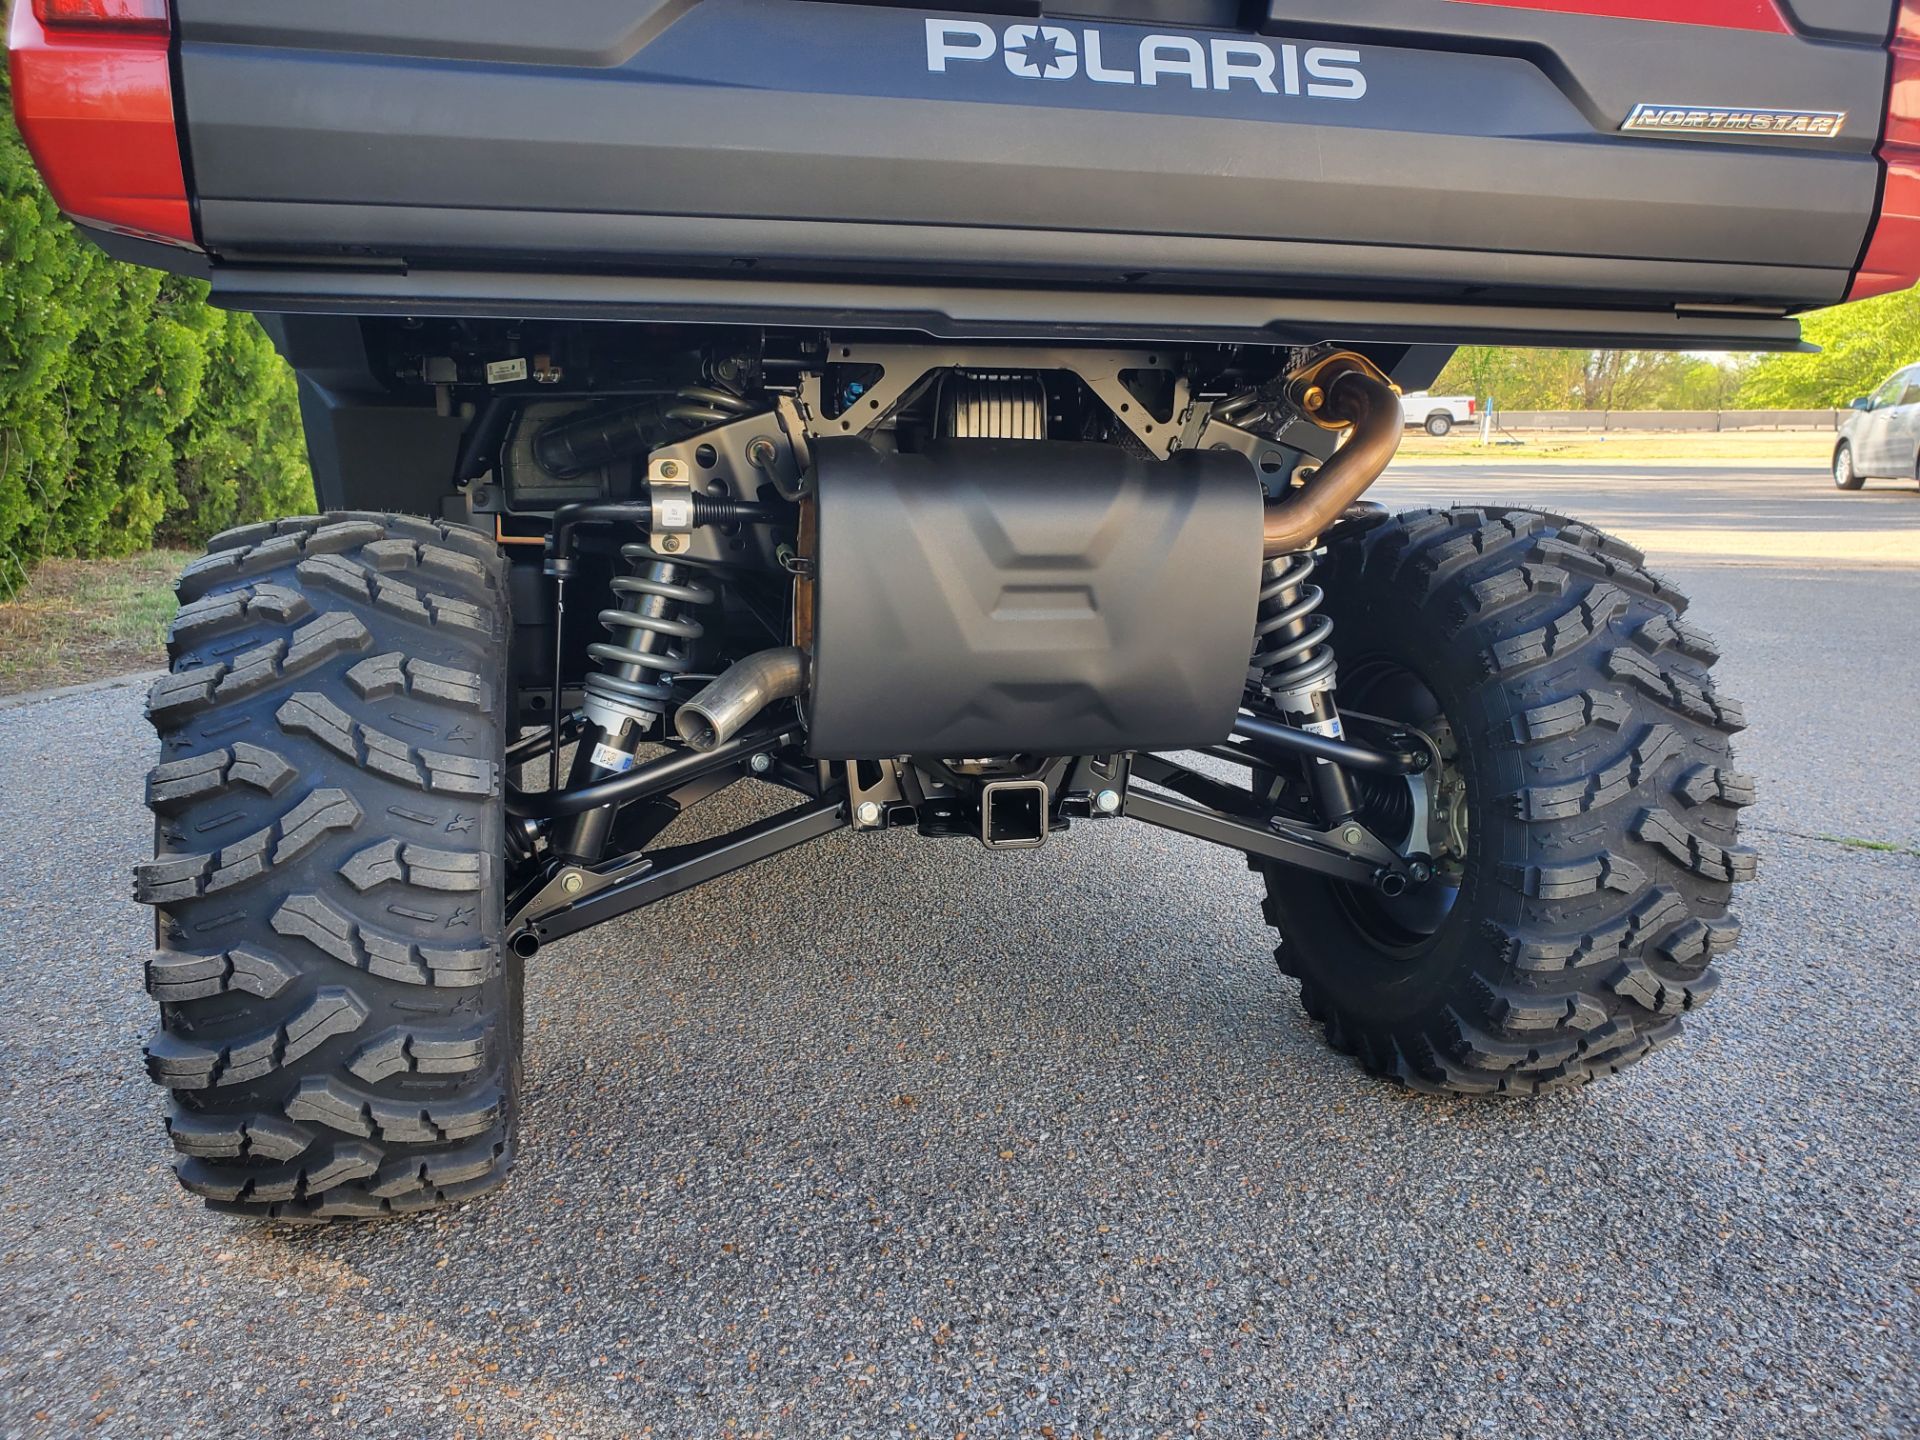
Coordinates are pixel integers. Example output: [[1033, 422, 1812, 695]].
[[561, 543, 716, 859], [1251, 550, 1358, 826]]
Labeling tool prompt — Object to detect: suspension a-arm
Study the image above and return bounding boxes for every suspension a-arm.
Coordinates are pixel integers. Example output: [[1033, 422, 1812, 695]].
[[1124, 753, 1425, 894], [509, 792, 846, 955]]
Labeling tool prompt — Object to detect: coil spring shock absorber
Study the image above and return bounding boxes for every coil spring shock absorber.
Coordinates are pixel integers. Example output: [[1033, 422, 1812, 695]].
[[561, 544, 716, 858], [586, 545, 716, 730], [1252, 550, 1358, 826]]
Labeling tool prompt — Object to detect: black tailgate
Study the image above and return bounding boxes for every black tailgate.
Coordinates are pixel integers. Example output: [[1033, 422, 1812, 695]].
[[173, 0, 1894, 325]]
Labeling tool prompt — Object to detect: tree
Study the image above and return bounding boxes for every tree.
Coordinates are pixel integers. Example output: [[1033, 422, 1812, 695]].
[[1433, 347, 1588, 410], [1738, 286, 1920, 409], [1577, 350, 1694, 410], [1669, 356, 1753, 410], [0, 62, 311, 598], [1435, 347, 1755, 413]]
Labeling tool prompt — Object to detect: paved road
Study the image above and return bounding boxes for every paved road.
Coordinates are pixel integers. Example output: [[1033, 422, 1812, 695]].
[[1, 466, 1915, 1439]]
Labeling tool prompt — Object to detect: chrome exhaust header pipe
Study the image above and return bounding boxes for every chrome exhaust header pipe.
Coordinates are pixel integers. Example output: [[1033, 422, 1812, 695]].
[[674, 647, 808, 753]]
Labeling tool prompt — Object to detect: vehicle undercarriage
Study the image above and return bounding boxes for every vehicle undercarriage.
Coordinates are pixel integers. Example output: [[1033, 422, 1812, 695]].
[[472, 330, 1441, 958], [129, 317, 1753, 1216]]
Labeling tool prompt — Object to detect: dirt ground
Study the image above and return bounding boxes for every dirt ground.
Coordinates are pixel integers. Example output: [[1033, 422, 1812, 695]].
[[0, 551, 185, 697]]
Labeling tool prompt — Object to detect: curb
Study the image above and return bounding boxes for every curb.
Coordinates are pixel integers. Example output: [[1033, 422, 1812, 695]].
[[0, 668, 161, 713]]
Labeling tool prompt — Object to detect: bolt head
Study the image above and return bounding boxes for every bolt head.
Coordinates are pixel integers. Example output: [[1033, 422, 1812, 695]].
[[1094, 788, 1122, 815], [658, 534, 684, 553], [749, 752, 772, 774], [856, 800, 883, 827], [560, 871, 584, 895], [1342, 824, 1364, 846], [658, 460, 681, 478]]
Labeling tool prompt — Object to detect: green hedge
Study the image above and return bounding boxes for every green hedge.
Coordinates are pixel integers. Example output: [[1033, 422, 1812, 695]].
[[0, 64, 311, 599]]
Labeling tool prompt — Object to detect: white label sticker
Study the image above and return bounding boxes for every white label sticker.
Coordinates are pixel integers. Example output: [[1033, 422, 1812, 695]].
[[486, 357, 529, 385], [590, 742, 636, 773]]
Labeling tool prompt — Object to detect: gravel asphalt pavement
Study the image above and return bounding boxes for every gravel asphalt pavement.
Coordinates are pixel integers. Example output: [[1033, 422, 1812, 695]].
[[0, 464, 1914, 1439]]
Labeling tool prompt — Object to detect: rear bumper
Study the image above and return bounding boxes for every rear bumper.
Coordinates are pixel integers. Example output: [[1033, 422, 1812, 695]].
[[165, 0, 1889, 345], [205, 261, 1809, 351]]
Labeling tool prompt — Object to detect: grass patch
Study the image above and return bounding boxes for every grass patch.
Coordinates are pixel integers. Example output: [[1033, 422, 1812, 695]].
[[0, 551, 188, 697], [1820, 834, 1920, 856], [1398, 430, 1834, 466]]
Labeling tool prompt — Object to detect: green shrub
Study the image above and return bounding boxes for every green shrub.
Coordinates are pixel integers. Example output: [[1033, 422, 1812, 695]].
[[0, 62, 311, 598]]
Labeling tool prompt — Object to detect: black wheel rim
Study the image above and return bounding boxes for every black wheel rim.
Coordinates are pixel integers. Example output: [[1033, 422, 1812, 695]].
[[1330, 657, 1467, 958]]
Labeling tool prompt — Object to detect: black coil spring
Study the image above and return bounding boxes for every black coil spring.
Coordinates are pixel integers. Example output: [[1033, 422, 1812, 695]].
[[1250, 551, 1337, 703], [585, 544, 716, 720], [664, 384, 758, 429]]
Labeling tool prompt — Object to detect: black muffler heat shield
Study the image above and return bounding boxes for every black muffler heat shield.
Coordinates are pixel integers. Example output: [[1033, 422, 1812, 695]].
[[807, 439, 1262, 760]]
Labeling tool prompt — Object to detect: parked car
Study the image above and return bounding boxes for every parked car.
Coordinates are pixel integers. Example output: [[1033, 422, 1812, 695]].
[[28, 0, 1898, 1223], [1402, 392, 1478, 437], [1834, 365, 1920, 490]]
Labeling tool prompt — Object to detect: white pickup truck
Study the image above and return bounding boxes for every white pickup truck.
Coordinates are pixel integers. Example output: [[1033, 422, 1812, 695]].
[[1401, 392, 1479, 437]]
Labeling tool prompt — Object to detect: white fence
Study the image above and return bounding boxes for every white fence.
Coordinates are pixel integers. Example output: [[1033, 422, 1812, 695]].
[[1492, 409, 1841, 432]]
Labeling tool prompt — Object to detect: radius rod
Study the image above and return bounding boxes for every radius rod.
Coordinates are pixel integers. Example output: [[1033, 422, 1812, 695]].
[[506, 722, 803, 819], [1231, 712, 1427, 775]]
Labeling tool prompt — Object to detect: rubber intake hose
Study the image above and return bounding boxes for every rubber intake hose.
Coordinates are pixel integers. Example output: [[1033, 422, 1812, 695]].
[[1262, 367, 1403, 558], [534, 405, 653, 479], [675, 647, 808, 753]]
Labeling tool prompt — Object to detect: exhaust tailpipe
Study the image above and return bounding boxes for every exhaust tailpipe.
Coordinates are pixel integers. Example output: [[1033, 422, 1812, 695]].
[[1262, 360, 1403, 558], [675, 647, 807, 752]]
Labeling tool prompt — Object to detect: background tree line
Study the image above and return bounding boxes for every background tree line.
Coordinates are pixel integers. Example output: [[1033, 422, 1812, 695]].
[[1434, 286, 1920, 415], [1, 65, 312, 600]]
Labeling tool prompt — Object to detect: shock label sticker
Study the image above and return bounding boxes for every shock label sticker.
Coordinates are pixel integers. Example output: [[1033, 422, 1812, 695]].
[[589, 742, 637, 774], [924, 20, 1366, 101]]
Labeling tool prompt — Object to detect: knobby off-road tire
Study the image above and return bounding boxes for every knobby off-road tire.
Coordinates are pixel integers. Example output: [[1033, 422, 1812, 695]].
[[1261, 507, 1755, 1094], [135, 513, 519, 1218]]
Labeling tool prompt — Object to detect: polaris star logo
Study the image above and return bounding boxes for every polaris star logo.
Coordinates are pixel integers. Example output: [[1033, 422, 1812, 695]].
[[925, 19, 1367, 99]]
